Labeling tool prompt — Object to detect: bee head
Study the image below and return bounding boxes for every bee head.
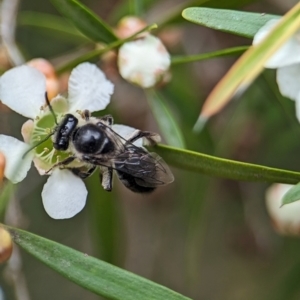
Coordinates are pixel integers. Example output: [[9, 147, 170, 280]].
[[53, 114, 78, 151]]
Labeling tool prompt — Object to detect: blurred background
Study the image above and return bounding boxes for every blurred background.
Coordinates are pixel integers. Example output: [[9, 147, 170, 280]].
[[1, 0, 300, 299]]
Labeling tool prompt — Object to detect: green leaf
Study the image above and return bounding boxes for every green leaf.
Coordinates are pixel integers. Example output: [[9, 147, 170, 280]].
[[153, 144, 300, 184], [146, 90, 186, 149], [282, 183, 300, 206], [156, 0, 257, 28], [171, 46, 248, 65], [7, 227, 191, 300], [50, 0, 118, 44], [182, 8, 279, 38], [18, 11, 89, 43]]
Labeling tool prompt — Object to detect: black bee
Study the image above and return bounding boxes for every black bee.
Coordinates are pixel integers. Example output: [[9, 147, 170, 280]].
[[44, 96, 174, 193]]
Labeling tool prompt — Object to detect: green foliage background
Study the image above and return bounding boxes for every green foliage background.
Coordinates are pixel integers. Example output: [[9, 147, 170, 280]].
[[1, 0, 300, 300]]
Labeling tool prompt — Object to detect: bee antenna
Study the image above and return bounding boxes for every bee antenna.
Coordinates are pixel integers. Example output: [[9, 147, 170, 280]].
[[45, 92, 58, 125], [22, 132, 55, 159]]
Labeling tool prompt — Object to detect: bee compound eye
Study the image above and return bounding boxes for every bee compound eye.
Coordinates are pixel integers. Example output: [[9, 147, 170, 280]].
[[53, 114, 78, 150], [73, 124, 105, 154]]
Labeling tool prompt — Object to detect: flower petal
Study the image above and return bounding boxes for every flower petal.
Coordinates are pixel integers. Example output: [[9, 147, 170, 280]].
[[253, 19, 300, 68], [276, 64, 300, 101], [118, 35, 171, 88], [68, 63, 114, 113], [50, 95, 69, 113], [0, 66, 46, 118], [41, 169, 87, 219], [295, 98, 300, 123], [32, 157, 51, 176], [21, 119, 34, 143], [0, 135, 33, 183], [112, 124, 143, 147]]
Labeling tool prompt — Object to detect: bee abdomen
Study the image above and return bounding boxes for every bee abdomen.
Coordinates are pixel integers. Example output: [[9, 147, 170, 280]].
[[116, 170, 155, 193]]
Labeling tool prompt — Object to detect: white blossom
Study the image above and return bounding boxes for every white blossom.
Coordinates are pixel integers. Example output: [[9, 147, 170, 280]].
[[118, 34, 171, 88], [0, 62, 138, 219]]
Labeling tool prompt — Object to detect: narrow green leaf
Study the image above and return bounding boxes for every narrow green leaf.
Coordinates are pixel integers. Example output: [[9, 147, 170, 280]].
[[182, 8, 278, 38], [207, 0, 258, 9], [7, 227, 191, 300], [50, 0, 118, 43], [171, 46, 248, 65], [156, 0, 257, 28], [282, 183, 300, 206], [153, 144, 300, 184], [146, 90, 186, 149], [18, 11, 89, 42]]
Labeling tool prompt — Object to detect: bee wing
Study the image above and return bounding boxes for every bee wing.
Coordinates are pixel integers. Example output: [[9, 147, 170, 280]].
[[112, 151, 174, 187]]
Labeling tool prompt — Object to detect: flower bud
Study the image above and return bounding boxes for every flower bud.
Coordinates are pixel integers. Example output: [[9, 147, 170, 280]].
[[115, 16, 148, 39], [265, 183, 300, 236], [26, 58, 59, 100], [118, 35, 171, 88], [0, 227, 13, 263], [0, 152, 5, 184]]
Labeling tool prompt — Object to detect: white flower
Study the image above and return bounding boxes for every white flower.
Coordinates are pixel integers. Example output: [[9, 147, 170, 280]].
[[118, 34, 171, 88], [265, 183, 300, 236], [253, 19, 300, 120], [0, 62, 132, 219]]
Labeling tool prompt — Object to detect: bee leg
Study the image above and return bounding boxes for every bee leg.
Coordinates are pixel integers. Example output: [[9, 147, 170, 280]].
[[82, 110, 91, 121], [71, 166, 96, 179], [126, 130, 161, 146], [99, 167, 113, 191], [45, 156, 76, 174], [99, 115, 114, 126]]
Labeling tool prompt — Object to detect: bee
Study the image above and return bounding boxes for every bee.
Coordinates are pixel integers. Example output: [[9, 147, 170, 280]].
[[40, 94, 174, 193]]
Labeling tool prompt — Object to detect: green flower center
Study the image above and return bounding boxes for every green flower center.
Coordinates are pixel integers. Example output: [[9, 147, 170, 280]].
[[30, 113, 70, 169]]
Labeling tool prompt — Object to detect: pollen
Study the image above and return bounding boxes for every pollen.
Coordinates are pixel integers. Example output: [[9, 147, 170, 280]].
[[45, 128, 52, 134]]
